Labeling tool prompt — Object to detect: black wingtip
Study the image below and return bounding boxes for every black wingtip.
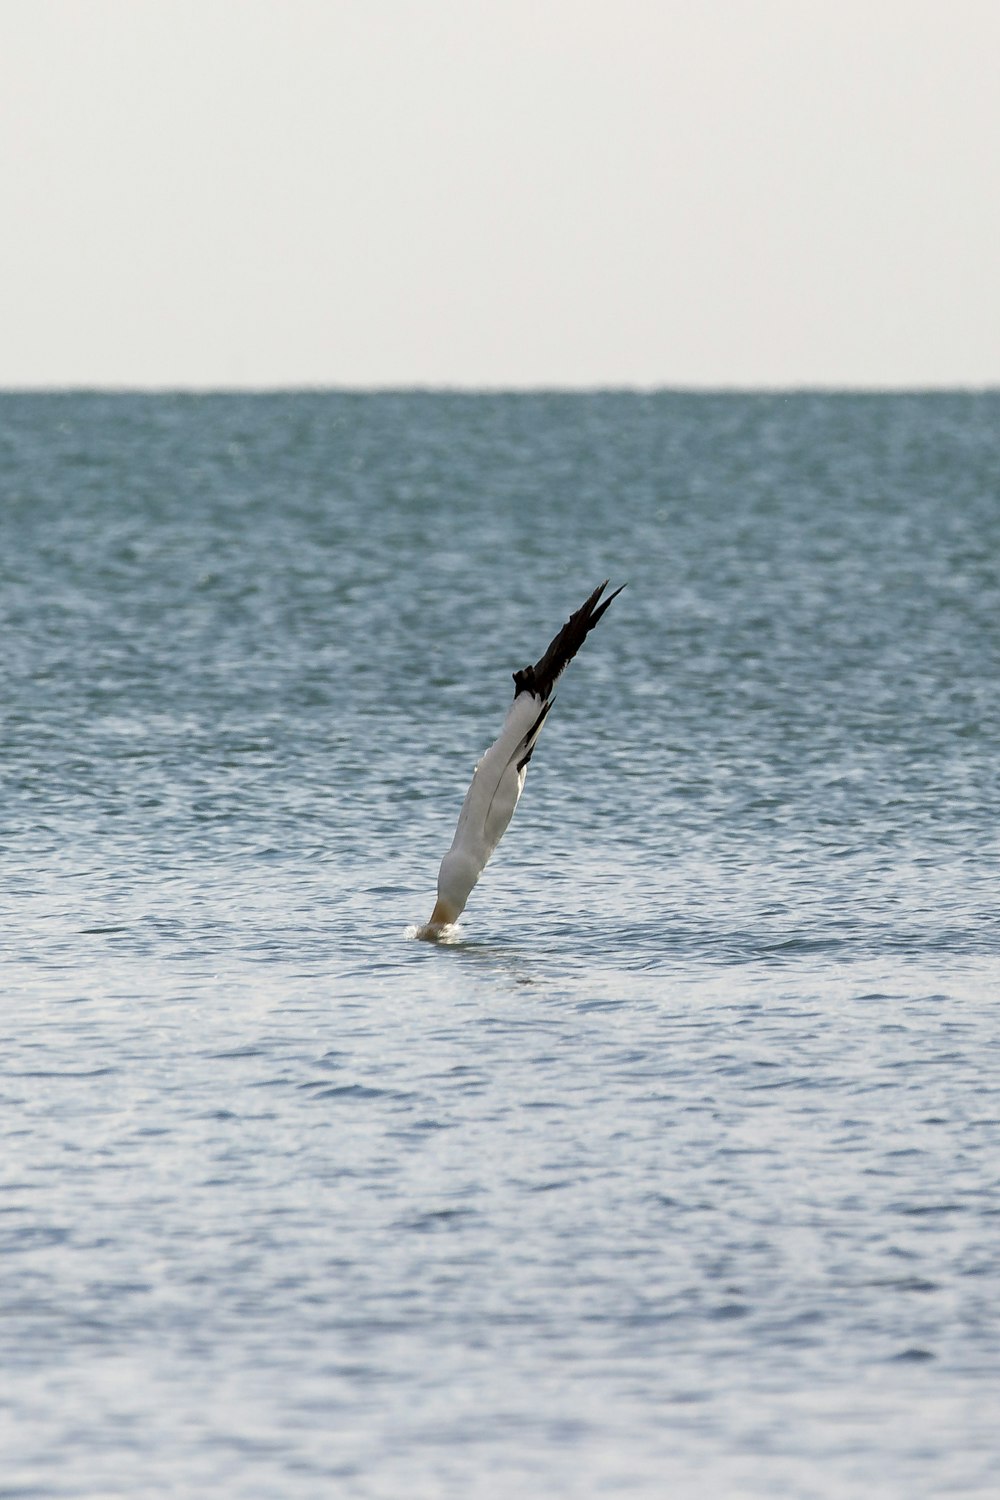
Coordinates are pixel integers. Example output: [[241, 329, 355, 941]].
[[590, 580, 626, 626], [512, 580, 625, 700]]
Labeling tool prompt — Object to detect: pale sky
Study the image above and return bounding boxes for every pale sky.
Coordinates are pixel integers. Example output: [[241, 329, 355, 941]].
[[2, 0, 998, 388]]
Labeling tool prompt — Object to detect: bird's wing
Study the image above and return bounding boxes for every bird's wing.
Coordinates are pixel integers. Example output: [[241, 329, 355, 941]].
[[425, 581, 624, 931], [450, 691, 551, 866], [468, 575, 623, 857], [512, 580, 625, 702]]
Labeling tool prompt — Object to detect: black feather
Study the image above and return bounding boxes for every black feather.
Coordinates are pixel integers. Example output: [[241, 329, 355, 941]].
[[511, 580, 625, 702], [515, 699, 553, 771]]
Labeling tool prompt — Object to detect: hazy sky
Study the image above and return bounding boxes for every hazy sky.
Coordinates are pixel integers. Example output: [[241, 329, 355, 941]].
[[2, 0, 998, 387]]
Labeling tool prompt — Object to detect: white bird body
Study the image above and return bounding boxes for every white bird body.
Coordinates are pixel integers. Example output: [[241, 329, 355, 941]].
[[420, 581, 623, 936], [430, 690, 550, 925]]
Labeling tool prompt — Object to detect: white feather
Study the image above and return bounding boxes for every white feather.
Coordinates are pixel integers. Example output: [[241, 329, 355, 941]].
[[434, 691, 546, 921], [418, 580, 623, 935]]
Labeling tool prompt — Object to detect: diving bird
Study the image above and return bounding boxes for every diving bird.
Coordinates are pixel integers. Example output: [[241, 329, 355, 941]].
[[419, 580, 625, 937]]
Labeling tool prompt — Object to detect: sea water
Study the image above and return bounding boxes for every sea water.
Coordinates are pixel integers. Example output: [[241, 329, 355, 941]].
[[2, 391, 999, 1497]]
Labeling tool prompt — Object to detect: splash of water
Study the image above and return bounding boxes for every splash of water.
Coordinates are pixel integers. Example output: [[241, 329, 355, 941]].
[[406, 921, 463, 944]]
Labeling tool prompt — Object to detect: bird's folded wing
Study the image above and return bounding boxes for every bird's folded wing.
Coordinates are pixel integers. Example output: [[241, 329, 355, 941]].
[[452, 692, 550, 859]]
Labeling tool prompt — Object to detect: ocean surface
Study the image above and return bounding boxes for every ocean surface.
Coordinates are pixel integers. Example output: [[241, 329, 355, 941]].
[[2, 390, 999, 1499]]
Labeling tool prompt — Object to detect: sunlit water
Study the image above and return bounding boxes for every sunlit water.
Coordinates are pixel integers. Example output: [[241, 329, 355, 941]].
[[2, 391, 999, 1497]]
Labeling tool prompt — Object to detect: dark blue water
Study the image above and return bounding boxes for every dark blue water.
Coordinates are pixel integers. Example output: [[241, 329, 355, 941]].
[[3, 391, 999, 1497]]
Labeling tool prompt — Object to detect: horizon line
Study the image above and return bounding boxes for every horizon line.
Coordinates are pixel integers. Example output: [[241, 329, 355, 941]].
[[2, 381, 999, 397]]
